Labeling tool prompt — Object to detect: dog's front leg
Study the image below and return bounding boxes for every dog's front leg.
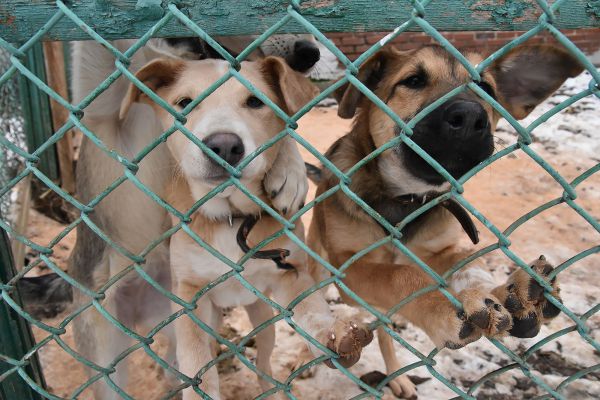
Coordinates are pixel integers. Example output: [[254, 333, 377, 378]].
[[174, 282, 220, 400], [337, 255, 513, 350], [272, 270, 373, 370], [263, 137, 308, 215], [245, 300, 287, 400]]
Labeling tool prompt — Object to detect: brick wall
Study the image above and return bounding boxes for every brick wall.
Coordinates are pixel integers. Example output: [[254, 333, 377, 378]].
[[327, 28, 600, 61]]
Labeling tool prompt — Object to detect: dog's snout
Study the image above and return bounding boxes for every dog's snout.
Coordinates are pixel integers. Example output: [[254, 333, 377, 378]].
[[443, 101, 489, 138], [288, 40, 320, 73], [203, 132, 245, 166]]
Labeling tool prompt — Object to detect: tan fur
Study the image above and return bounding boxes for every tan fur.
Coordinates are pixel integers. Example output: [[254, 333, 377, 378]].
[[70, 39, 318, 400], [124, 57, 371, 399], [307, 44, 582, 398]]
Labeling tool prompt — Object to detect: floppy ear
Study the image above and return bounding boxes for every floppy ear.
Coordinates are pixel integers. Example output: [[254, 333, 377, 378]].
[[261, 56, 319, 114], [334, 50, 392, 119], [490, 45, 584, 120], [119, 58, 184, 119]]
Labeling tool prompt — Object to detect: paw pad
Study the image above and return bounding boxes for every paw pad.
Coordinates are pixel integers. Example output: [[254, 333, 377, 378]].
[[444, 290, 513, 350], [496, 255, 562, 339], [324, 321, 373, 369]]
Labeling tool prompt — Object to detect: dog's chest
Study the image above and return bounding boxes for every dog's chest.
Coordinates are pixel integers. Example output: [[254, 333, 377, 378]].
[[170, 221, 283, 308]]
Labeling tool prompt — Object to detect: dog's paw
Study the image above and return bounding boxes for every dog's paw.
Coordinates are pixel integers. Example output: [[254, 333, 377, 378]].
[[263, 140, 308, 216], [493, 255, 562, 338], [360, 371, 418, 400], [433, 289, 512, 350], [264, 166, 308, 216], [324, 320, 373, 369]]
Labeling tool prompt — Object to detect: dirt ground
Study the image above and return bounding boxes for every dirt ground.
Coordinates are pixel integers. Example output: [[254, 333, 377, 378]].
[[24, 77, 600, 399]]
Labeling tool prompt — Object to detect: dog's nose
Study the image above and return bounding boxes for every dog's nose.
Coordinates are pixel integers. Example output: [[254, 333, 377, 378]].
[[202, 132, 245, 166], [443, 101, 489, 138], [288, 40, 320, 72]]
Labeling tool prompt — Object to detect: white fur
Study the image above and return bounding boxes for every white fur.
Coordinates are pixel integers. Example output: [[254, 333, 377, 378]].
[[378, 148, 451, 197], [70, 37, 312, 400]]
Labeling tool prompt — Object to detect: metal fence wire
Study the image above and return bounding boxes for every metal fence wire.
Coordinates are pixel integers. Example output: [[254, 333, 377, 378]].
[[1, 0, 600, 399]]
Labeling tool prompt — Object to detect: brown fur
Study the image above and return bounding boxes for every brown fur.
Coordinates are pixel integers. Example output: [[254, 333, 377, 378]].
[[305, 44, 582, 398]]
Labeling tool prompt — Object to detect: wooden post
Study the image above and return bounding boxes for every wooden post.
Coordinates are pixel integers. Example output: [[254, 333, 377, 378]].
[[42, 41, 75, 194]]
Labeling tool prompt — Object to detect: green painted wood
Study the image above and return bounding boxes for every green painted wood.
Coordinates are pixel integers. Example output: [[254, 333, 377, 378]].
[[0, 229, 45, 400], [0, 0, 599, 43], [18, 43, 59, 182]]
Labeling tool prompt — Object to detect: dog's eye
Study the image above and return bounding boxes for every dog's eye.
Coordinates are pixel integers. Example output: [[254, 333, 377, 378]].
[[476, 81, 496, 99], [399, 74, 427, 89], [176, 97, 193, 108], [246, 95, 264, 109]]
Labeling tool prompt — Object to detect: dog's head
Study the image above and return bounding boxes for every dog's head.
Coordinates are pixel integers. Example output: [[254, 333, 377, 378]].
[[259, 34, 321, 74], [120, 57, 317, 205], [336, 45, 583, 192]]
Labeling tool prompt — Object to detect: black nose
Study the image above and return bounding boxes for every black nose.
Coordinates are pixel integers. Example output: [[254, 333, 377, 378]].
[[443, 101, 489, 138], [288, 40, 320, 72], [202, 132, 245, 166]]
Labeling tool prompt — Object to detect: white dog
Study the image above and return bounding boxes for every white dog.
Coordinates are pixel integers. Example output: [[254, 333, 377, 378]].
[[65, 36, 318, 399]]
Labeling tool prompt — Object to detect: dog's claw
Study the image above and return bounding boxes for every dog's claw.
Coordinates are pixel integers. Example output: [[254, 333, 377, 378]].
[[433, 289, 513, 350]]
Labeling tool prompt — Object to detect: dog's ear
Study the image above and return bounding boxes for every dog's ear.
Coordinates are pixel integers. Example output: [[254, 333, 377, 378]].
[[261, 56, 319, 115], [490, 45, 583, 120], [119, 58, 184, 120], [334, 51, 390, 119]]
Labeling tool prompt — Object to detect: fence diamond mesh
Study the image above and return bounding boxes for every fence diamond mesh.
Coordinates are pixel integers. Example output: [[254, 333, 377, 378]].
[[0, 1, 599, 399]]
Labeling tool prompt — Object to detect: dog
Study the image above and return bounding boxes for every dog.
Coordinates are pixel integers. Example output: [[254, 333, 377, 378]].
[[117, 55, 373, 399], [301, 44, 583, 399], [18, 34, 322, 320], [38, 36, 323, 400], [148, 34, 321, 74]]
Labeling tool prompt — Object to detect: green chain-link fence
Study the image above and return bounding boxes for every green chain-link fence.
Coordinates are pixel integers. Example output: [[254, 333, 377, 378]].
[[1, 0, 599, 399]]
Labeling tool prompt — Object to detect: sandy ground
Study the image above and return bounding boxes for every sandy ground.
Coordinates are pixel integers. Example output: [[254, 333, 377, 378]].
[[22, 70, 600, 399]]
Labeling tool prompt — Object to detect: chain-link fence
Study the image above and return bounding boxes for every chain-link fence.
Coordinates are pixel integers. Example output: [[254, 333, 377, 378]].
[[1, 0, 599, 399]]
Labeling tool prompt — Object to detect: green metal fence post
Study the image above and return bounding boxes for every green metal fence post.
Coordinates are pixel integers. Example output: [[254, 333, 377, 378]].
[[18, 42, 58, 183], [0, 228, 45, 400]]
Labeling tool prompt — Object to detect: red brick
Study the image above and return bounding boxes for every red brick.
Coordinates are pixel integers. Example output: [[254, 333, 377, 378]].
[[323, 28, 600, 57], [346, 53, 360, 61], [446, 32, 476, 41], [337, 45, 356, 55], [475, 32, 496, 39], [340, 35, 366, 45], [354, 44, 373, 54], [365, 33, 385, 44], [496, 31, 520, 39], [325, 33, 347, 39], [409, 35, 435, 43], [451, 41, 477, 49]]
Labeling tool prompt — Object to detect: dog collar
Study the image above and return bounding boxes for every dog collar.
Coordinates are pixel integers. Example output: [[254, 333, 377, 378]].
[[236, 214, 296, 270], [371, 192, 480, 245]]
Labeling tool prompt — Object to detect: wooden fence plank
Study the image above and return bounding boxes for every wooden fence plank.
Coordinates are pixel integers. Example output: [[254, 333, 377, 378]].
[[1, 1, 599, 43]]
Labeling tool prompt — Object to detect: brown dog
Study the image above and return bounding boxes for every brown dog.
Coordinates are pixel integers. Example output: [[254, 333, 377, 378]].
[[305, 44, 583, 398]]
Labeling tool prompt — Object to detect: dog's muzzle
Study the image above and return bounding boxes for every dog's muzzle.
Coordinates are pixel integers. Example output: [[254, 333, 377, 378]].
[[400, 98, 495, 185], [287, 40, 320, 73]]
